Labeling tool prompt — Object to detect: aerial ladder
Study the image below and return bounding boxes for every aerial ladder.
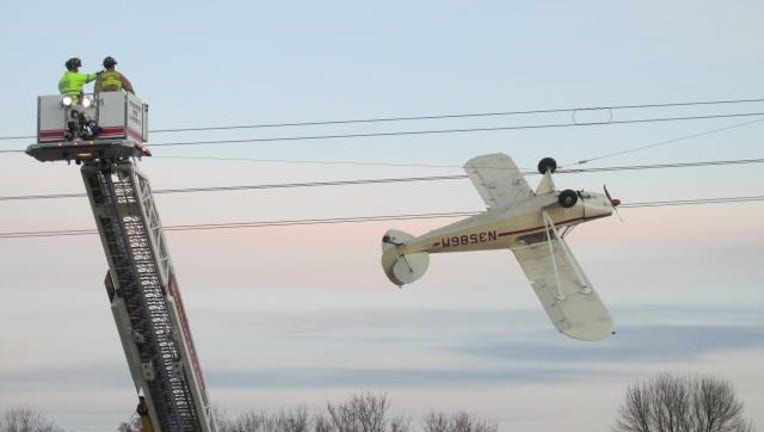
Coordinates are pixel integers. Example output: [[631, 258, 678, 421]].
[[27, 92, 216, 432]]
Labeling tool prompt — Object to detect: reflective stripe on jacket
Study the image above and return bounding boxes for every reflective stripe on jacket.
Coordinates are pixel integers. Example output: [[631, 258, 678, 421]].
[[58, 71, 97, 103], [58, 71, 97, 95], [98, 70, 125, 91]]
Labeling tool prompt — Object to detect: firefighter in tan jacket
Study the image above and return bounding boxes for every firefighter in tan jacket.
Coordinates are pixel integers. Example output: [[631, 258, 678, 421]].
[[95, 56, 135, 94]]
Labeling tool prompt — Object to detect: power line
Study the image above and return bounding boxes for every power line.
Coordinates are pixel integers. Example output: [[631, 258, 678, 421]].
[[557, 158, 764, 173], [2, 97, 763, 142], [7, 111, 763, 154], [618, 196, 764, 208], [148, 155, 764, 172], [1, 158, 761, 202], [0, 175, 466, 202], [151, 118, 764, 168], [146, 112, 764, 148], [0, 195, 761, 239], [153, 154, 464, 168], [3, 114, 754, 160], [6, 113, 759, 162], [571, 117, 764, 166], [148, 97, 764, 133]]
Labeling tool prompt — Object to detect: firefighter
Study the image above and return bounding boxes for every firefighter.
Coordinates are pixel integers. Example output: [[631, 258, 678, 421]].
[[57, 57, 98, 105], [136, 396, 156, 432], [58, 57, 101, 140], [95, 56, 135, 94]]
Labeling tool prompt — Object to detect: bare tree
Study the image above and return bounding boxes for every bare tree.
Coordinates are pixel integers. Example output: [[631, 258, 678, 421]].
[[211, 406, 233, 432], [451, 412, 498, 432], [112, 393, 500, 432], [422, 411, 498, 432], [326, 393, 389, 432], [613, 373, 755, 432], [423, 412, 450, 432], [387, 415, 410, 432], [313, 414, 336, 432], [422, 412, 451, 432], [0, 407, 65, 432], [220, 406, 310, 432], [116, 414, 142, 432], [229, 410, 269, 432], [274, 406, 310, 432]]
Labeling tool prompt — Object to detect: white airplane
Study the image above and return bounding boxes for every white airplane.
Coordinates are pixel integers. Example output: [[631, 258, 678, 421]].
[[381, 153, 621, 341]]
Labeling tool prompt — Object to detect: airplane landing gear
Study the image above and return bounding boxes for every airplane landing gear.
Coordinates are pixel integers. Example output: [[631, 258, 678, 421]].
[[558, 189, 578, 208], [538, 157, 557, 174]]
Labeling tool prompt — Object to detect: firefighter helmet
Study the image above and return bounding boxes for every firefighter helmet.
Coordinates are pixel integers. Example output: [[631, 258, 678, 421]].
[[65, 57, 82, 70], [103, 56, 118, 68]]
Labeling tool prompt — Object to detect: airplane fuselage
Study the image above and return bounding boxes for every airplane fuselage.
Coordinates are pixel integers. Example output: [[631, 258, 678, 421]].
[[399, 191, 613, 254]]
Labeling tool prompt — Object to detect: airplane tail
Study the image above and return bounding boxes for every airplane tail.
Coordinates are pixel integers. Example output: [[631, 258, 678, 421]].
[[381, 229, 429, 286]]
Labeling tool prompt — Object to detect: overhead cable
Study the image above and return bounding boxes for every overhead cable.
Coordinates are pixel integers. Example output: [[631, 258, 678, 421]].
[[151, 119, 764, 168], [2, 112, 763, 154], [149, 97, 764, 133], [571, 117, 764, 166], [0, 158, 761, 202], [2, 97, 764, 142], [0, 114, 764, 159], [147, 112, 764, 148], [1, 195, 762, 239]]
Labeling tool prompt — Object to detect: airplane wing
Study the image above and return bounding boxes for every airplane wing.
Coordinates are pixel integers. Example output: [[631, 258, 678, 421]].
[[510, 237, 614, 341], [464, 153, 533, 209]]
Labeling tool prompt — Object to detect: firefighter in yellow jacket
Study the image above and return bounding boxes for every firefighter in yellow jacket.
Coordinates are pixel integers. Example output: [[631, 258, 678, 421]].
[[58, 57, 98, 105], [95, 56, 135, 94]]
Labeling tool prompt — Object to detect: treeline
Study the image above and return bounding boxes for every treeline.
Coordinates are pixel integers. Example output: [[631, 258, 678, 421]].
[[2, 373, 758, 432], [0, 407, 65, 432], [118, 393, 498, 432]]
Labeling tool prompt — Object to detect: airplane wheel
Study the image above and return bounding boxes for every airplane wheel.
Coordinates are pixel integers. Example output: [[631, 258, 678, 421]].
[[538, 157, 557, 174], [558, 189, 578, 208]]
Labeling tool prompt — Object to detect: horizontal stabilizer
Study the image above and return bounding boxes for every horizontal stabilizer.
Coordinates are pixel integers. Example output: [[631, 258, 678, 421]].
[[381, 229, 429, 286]]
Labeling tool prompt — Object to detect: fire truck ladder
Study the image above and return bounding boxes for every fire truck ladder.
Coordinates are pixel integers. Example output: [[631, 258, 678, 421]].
[[82, 160, 214, 432]]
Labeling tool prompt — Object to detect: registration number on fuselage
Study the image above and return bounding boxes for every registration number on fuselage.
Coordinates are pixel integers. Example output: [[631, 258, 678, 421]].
[[440, 230, 497, 248]]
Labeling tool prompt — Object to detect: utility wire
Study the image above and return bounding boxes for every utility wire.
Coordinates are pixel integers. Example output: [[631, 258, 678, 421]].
[[1, 195, 761, 239], [570, 117, 764, 166], [0, 158, 761, 202], [0, 175, 466, 201], [2, 112, 763, 154], [0, 114, 764, 159], [556, 158, 764, 173], [148, 97, 764, 133], [0, 112, 764, 157], [618, 196, 763, 208], [2, 97, 763, 141], [151, 118, 764, 169], [147, 112, 764, 148], [152, 154, 463, 168]]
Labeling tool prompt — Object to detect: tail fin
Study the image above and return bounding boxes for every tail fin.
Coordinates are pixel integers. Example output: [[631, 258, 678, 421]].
[[381, 229, 429, 286]]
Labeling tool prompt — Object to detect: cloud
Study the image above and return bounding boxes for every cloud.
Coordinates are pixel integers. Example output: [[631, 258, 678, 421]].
[[462, 324, 764, 363], [201, 324, 763, 391], [205, 365, 586, 391], [191, 304, 764, 391], [0, 363, 131, 393]]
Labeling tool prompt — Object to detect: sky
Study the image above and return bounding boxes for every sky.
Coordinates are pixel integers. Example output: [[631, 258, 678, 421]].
[[1, 1, 763, 431]]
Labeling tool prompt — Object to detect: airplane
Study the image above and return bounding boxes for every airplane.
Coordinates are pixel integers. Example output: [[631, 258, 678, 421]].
[[380, 153, 620, 341]]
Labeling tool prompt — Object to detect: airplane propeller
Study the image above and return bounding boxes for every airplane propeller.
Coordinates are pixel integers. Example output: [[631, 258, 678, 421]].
[[604, 185, 623, 222]]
